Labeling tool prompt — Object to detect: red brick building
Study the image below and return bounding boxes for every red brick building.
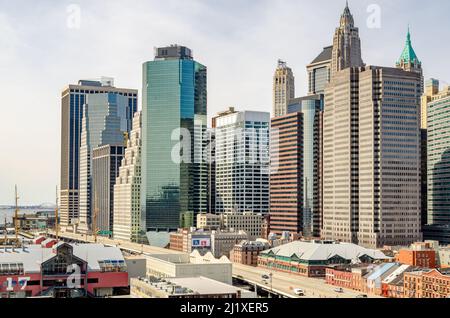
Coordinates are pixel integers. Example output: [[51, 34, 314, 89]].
[[325, 266, 372, 292], [421, 269, 450, 298], [396, 249, 436, 269]]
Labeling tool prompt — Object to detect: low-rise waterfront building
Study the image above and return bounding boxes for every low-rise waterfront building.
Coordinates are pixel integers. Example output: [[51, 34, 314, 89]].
[[258, 240, 389, 277], [396, 247, 436, 268], [211, 230, 249, 258], [437, 247, 450, 268], [131, 276, 254, 298], [0, 242, 128, 298], [145, 250, 232, 285], [230, 240, 270, 266], [403, 269, 450, 298]]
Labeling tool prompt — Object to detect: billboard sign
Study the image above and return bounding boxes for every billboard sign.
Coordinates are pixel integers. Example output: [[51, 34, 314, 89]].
[[192, 238, 211, 248]]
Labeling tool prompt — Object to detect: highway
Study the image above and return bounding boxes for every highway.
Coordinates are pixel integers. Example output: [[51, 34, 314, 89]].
[[47, 230, 382, 299], [46, 230, 181, 255], [233, 263, 382, 299]]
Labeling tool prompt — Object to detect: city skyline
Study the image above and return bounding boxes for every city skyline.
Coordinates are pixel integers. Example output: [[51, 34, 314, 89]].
[[1, 0, 450, 204]]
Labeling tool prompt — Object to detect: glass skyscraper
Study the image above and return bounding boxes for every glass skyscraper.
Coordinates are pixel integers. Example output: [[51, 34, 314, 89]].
[[60, 79, 137, 228], [425, 87, 450, 244], [287, 95, 324, 237], [78, 93, 134, 233], [141, 45, 208, 234]]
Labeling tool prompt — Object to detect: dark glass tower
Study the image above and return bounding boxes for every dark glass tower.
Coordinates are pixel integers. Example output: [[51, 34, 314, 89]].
[[59, 79, 137, 228], [141, 45, 207, 234]]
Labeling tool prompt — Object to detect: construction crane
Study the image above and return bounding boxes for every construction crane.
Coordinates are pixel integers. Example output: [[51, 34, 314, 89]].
[[3, 216, 7, 246], [55, 186, 59, 241], [93, 192, 99, 244], [14, 185, 20, 247]]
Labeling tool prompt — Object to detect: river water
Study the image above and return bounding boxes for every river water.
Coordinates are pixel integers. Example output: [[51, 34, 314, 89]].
[[0, 208, 49, 226]]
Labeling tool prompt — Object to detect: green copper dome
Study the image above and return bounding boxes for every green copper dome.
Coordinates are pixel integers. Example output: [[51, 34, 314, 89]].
[[398, 28, 420, 65]]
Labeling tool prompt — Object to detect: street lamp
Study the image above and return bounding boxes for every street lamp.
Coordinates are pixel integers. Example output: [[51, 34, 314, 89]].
[[269, 272, 273, 295], [261, 273, 273, 298]]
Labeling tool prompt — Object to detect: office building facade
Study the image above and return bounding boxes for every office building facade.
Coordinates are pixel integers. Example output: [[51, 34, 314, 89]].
[[307, 46, 332, 95], [91, 144, 125, 235], [214, 110, 270, 215], [141, 45, 208, 233], [78, 93, 133, 233], [60, 79, 137, 227], [270, 112, 303, 235], [324, 66, 423, 248], [287, 95, 324, 237], [426, 87, 450, 244], [357, 66, 422, 247]]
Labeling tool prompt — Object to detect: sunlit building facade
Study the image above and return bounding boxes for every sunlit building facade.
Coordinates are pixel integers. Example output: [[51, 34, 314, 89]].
[[141, 45, 208, 233]]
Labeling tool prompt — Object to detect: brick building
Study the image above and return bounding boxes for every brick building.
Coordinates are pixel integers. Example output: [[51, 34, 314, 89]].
[[230, 241, 270, 266], [396, 249, 436, 268]]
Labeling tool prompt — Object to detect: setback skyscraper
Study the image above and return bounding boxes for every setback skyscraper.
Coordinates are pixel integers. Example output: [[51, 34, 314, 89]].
[[141, 45, 208, 236], [113, 112, 146, 243], [330, 3, 364, 77], [60, 79, 137, 228]]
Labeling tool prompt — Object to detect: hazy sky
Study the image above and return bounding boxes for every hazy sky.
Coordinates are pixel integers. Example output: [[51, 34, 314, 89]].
[[0, 0, 449, 205]]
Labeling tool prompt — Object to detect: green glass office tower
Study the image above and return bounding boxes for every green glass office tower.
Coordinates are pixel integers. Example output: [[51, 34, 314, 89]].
[[141, 45, 207, 233]]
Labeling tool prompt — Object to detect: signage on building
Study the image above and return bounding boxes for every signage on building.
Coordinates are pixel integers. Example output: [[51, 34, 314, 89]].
[[192, 238, 211, 248]]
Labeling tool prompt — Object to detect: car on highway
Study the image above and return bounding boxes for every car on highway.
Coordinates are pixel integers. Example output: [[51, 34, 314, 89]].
[[334, 288, 344, 293], [356, 294, 368, 298], [293, 288, 305, 296]]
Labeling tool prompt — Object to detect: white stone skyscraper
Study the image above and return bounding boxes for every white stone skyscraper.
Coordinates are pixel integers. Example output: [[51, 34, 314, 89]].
[[214, 109, 270, 215], [330, 2, 364, 77], [273, 60, 295, 117], [113, 112, 146, 243]]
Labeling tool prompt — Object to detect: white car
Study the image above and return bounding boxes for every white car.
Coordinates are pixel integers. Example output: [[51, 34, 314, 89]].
[[294, 288, 305, 296], [334, 288, 344, 293]]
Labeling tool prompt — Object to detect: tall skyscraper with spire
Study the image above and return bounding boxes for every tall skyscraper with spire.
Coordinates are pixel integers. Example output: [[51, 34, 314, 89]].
[[330, 2, 364, 77], [323, 4, 423, 247], [396, 28, 422, 74]]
